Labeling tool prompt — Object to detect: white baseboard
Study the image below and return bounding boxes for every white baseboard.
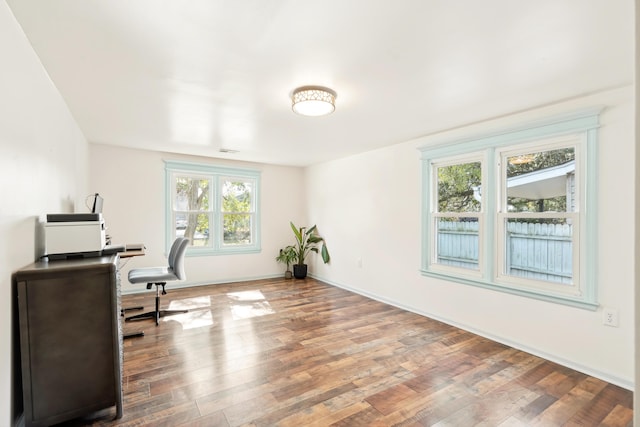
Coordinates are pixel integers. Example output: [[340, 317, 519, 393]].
[[311, 274, 634, 392]]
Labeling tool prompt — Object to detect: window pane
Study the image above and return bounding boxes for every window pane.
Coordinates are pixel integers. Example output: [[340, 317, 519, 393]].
[[176, 212, 210, 247], [175, 177, 210, 211], [223, 214, 252, 245], [504, 218, 573, 284], [174, 176, 210, 246], [506, 148, 575, 212], [222, 180, 253, 245], [222, 180, 252, 213], [175, 213, 187, 230], [437, 162, 481, 213], [435, 218, 479, 270]]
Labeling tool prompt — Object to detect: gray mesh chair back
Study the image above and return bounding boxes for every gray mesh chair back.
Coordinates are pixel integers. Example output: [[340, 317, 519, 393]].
[[168, 237, 189, 280], [125, 237, 190, 326]]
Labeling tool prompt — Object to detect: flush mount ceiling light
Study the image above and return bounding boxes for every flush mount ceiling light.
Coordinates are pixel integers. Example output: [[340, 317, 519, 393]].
[[291, 86, 337, 116]]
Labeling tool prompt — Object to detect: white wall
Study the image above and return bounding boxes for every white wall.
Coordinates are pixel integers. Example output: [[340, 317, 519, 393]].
[[89, 144, 306, 292], [306, 86, 635, 389], [0, 1, 89, 424]]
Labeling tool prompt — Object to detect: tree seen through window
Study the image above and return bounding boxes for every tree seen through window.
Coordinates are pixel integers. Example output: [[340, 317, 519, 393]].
[[222, 180, 252, 245]]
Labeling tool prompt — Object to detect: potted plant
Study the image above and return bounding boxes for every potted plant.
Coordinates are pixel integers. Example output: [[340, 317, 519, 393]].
[[275, 245, 297, 279], [289, 221, 330, 279]]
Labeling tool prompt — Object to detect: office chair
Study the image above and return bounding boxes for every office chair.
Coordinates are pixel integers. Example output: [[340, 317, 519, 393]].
[[125, 237, 190, 326]]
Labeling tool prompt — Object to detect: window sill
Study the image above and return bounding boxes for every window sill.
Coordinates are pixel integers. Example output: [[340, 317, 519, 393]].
[[420, 269, 598, 311], [187, 247, 261, 256]]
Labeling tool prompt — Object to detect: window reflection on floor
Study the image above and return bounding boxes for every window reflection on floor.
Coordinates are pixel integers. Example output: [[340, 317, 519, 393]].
[[161, 290, 276, 330], [226, 290, 275, 320], [165, 296, 213, 330]]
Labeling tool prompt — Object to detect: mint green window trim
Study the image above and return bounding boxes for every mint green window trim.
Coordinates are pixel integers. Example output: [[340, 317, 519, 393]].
[[165, 160, 261, 256], [419, 109, 600, 310]]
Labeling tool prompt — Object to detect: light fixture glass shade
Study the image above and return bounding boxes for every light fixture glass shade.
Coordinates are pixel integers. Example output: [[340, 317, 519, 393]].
[[291, 86, 337, 116]]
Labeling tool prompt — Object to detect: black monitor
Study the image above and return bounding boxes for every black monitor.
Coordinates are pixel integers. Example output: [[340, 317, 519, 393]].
[[91, 193, 104, 214]]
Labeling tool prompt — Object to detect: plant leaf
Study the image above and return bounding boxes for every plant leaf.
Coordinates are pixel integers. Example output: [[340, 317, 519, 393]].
[[290, 221, 302, 242], [321, 244, 330, 263]]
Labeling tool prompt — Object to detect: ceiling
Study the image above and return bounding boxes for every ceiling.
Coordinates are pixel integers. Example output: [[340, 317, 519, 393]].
[[6, 1, 634, 167]]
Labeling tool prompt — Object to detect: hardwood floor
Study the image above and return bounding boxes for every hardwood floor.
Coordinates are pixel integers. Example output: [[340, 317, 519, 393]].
[[62, 278, 632, 426]]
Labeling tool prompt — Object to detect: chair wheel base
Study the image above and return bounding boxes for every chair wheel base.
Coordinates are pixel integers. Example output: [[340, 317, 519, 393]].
[[125, 309, 189, 325], [120, 306, 144, 317]]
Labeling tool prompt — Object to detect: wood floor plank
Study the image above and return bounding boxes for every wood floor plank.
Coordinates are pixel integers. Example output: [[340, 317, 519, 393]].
[[382, 383, 476, 426], [302, 401, 373, 427], [55, 277, 632, 426], [598, 404, 634, 427]]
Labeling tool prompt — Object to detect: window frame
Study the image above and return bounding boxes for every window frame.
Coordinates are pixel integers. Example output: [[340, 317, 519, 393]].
[[429, 152, 486, 279], [420, 109, 600, 310], [165, 160, 261, 256], [218, 175, 258, 248], [495, 137, 581, 297]]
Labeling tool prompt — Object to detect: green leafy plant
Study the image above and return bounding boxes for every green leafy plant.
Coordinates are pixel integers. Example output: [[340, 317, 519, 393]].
[[290, 221, 330, 265], [275, 245, 297, 273]]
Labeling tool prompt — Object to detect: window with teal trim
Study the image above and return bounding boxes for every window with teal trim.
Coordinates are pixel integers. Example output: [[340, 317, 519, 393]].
[[166, 161, 261, 255], [431, 154, 484, 275], [420, 110, 599, 310]]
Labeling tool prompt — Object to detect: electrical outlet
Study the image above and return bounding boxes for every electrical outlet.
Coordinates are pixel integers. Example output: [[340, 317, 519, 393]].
[[602, 307, 619, 327], [357, 257, 363, 268]]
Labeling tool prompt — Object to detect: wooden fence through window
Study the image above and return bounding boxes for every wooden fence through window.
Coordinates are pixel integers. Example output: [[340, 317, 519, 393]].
[[436, 220, 573, 284]]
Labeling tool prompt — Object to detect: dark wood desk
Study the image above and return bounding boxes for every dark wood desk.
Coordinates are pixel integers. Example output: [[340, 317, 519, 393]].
[[15, 255, 123, 427], [120, 249, 145, 258], [119, 248, 145, 258]]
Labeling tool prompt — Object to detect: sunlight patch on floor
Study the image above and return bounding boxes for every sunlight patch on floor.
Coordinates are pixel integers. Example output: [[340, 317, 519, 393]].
[[227, 290, 275, 320], [165, 296, 213, 329]]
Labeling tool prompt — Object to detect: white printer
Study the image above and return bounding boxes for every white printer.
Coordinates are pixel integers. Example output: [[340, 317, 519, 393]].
[[45, 213, 106, 259]]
